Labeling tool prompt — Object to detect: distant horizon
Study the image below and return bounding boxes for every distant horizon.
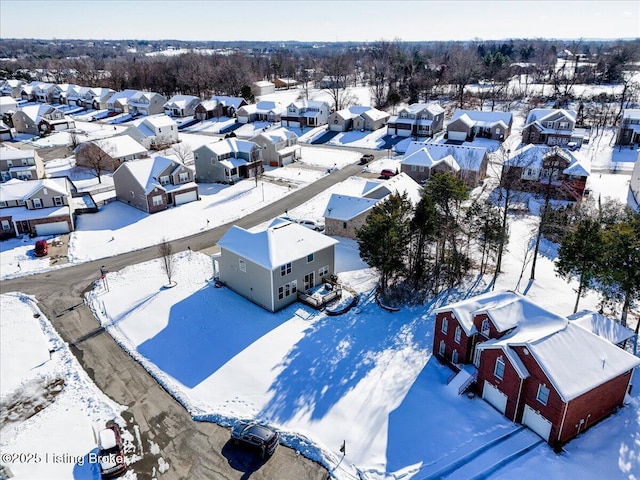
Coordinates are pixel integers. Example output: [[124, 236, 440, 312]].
[[1, 0, 638, 43]]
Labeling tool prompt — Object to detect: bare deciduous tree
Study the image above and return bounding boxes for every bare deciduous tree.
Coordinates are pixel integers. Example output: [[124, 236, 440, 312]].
[[74, 139, 116, 184], [168, 142, 194, 165], [159, 238, 175, 286]]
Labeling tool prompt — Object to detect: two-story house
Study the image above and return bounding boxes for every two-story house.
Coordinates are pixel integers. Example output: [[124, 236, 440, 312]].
[[0, 177, 76, 239], [0, 96, 18, 115], [400, 141, 489, 187], [521, 109, 588, 146], [281, 100, 330, 129], [617, 109, 640, 146], [106, 89, 140, 114], [387, 103, 445, 138], [215, 218, 338, 312], [502, 144, 590, 201], [129, 91, 167, 117], [446, 109, 513, 142], [0, 79, 24, 98], [194, 96, 247, 121], [0, 145, 45, 182], [113, 156, 198, 213], [163, 95, 201, 118], [123, 115, 179, 150], [193, 138, 263, 183], [33, 82, 62, 104], [250, 127, 301, 167], [237, 100, 285, 124], [11, 105, 75, 135], [433, 290, 640, 449]]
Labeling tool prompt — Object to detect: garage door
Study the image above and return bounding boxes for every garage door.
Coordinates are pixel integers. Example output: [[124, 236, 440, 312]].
[[329, 123, 343, 132], [35, 221, 69, 236], [523, 405, 552, 441], [174, 190, 197, 205], [448, 130, 467, 141], [483, 380, 507, 415]]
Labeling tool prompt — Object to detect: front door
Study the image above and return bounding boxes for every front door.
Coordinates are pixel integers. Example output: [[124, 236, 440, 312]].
[[304, 272, 315, 290]]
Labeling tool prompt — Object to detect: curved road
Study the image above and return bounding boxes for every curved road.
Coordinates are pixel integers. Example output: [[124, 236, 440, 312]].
[[1, 160, 370, 480]]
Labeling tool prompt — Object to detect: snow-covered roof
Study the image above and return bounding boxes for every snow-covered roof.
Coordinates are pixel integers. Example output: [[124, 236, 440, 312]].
[[323, 194, 379, 220], [218, 219, 338, 270], [164, 95, 199, 109], [116, 156, 189, 194], [0, 177, 69, 202], [17, 104, 58, 122], [525, 322, 640, 401], [362, 172, 423, 204], [568, 310, 636, 345], [333, 106, 371, 121], [621, 109, 640, 121], [289, 99, 329, 110], [92, 135, 147, 159], [220, 158, 247, 169], [201, 138, 257, 156], [403, 141, 487, 173], [210, 96, 246, 109], [400, 147, 460, 172], [252, 126, 297, 144], [142, 114, 177, 129], [523, 108, 577, 128], [253, 80, 274, 87], [107, 89, 139, 104], [451, 109, 512, 128], [402, 102, 444, 116], [0, 145, 36, 161], [505, 144, 590, 177], [361, 108, 390, 122]]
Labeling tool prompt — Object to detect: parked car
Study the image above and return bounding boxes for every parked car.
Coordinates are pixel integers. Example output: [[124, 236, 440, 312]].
[[380, 169, 397, 179], [566, 141, 579, 151], [359, 154, 374, 165], [297, 219, 325, 231], [34, 240, 48, 257], [231, 422, 279, 459], [97, 424, 126, 478]]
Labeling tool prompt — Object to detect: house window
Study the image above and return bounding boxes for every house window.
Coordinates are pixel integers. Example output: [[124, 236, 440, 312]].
[[419, 166, 425, 172], [319, 265, 329, 278], [343, 222, 347, 229], [53, 196, 63, 206], [452, 349, 459, 364], [278, 286, 284, 300], [280, 262, 292, 276], [537, 384, 550, 406], [32, 198, 42, 208], [494, 356, 505, 380], [291, 280, 297, 294], [441, 317, 448, 334], [159, 175, 169, 185], [1, 220, 10, 231], [152, 195, 163, 207], [179, 172, 189, 183], [481, 318, 491, 337], [130, 191, 135, 198], [411, 165, 417, 171], [307, 253, 314, 263], [454, 326, 461, 344], [439, 340, 446, 356], [0, 201, 6, 208], [239, 259, 246, 272]]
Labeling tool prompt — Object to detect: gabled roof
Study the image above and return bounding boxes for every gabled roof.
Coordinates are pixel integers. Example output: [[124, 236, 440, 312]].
[[362, 172, 423, 203], [523, 108, 577, 128], [568, 310, 636, 345], [401, 102, 444, 116], [403, 141, 487, 173], [505, 144, 590, 177], [199, 138, 257, 156], [0, 145, 36, 161], [400, 146, 460, 172], [210, 96, 246, 109], [218, 219, 338, 270], [164, 95, 200, 109], [251, 126, 297, 144], [323, 194, 379, 221], [85, 135, 147, 158], [450, 109, 512, 128], [0, 177, 69, 202], [115, 156, 189, 194], [16, 104, 59, 122], [332, 106, 371, 121], [361, 108, 390, 122], [288, 99, 329, 110]]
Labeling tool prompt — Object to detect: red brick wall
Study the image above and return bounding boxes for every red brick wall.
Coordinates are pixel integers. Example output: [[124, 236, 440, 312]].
[[433, 312, 474, 364], [472, 312, 508, 340], [477, 347, 524, 421], [146, 189, 167, 214]]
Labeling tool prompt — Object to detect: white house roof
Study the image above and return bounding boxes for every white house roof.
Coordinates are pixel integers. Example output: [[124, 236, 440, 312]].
[[107, 89, 139, 104], [622, 109, 640, 121], [94, 135, 147, 158], [164, 95, 199, 109], [403, 141, 487, 173], [116, 156, 190, 194], [525, 322, 640, 402], [0, 97, 18, 108], [142, 115, 177, 129], [203, 138, 257, 156], [523, 108, 577, 128], [0, 145, 35, 161], [363, 172, 423, 204], [0, 177, 69, 202], [218, 220, 338, 270], [220, 158, 247, 169], [401, 146, 460, 172], [450, 109, 512, 128], [253, 80, 275, 88], [323, 194, 379, 221], [403, 102, 444, 116], [505, 144, 590, 177], [210, 96, 246, 109], [568, 310, 636, 345], [17, 104, 58, 122], [253, 126, 297, 144]]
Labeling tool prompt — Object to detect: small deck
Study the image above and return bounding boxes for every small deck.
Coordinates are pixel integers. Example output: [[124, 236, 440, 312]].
[[297, 278, 342, 310]]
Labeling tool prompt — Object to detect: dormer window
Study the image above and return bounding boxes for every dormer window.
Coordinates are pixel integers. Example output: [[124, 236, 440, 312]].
[[481, 318, 491, 337], [159, 176, 170, 185]]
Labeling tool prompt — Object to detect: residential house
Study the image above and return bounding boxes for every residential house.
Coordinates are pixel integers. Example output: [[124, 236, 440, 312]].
[[323, 173, 422, 239], [0, 79, 24, 98], [193, 138, 263, 183], [106, 89, 139, 114], [0, 177, 76, 239], [63, 86, 115, 110], [433, 290, 640, 449], [521, 109, 589, 146], [328, 106, 371, 132], [215, 218, 338, 312], [387, 103, 445, 138], [251, 80, 276, 96], [0, 96, 18, 115], [281, 100, 330, 129], [129, 91, 167, 116], [616, 109, 640, 146], [447, 109, 513, 142], [629, 150, 640, 210], [237, 101, 285, 124], [11, 104, 75, 135], [250, 127, 301, 167], [33, 83, 62, 104], [0, 145, 45, 182], [274, 78, 299, 89], [113, 156, 198, 213], [123, 115, 179, 150], [194, 96, 247, 120], [353, 107, 391, 132], [20, 81, 41, 102], [400, 141, 489, 187], [163, 95, 201, 118], [502, 144, 590, 201], [74, 135, 148, 172]]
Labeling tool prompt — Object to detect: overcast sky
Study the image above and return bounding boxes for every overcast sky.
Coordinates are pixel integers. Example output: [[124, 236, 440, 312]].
[[1, 1, 638, 42]]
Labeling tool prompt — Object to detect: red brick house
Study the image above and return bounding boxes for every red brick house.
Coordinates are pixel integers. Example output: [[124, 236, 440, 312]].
[[433, 291, 639, 449]]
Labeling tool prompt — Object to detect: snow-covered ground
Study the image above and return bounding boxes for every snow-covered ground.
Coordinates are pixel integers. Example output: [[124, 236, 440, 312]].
[[0, 293, 133, 480]]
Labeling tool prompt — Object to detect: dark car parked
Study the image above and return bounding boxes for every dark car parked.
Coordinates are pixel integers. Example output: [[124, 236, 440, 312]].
[[231, 422, 279, 459], [359, 154, 374, 165]]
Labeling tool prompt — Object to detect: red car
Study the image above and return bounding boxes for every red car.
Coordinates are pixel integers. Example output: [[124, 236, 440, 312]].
[[380, 169, 397, 179], [34, 240, 48, 257]]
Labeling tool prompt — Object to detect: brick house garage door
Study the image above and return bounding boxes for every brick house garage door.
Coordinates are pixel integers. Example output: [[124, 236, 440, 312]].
[[523, 404, 552, 441], [35, 221, 69, 236], [483, 380, 507, 415], [174, 190, 197, 205]]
